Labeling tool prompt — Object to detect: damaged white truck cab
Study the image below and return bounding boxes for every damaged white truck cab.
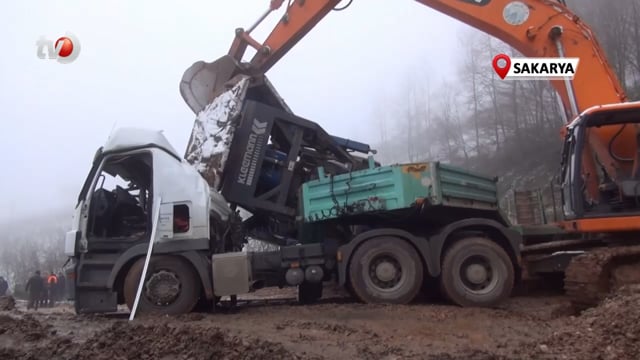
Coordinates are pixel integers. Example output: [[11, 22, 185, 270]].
[[65, 127, 234, 314]]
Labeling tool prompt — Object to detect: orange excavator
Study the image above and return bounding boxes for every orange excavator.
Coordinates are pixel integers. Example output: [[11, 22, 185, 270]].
[[179, 0, 640, 309]]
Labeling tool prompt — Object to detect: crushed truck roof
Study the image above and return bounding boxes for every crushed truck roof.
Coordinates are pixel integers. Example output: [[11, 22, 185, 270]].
[[102, 127, 181, 159]]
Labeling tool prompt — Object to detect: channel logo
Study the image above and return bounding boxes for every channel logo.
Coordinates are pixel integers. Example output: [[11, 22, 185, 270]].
[[36, 33, 81, 64]]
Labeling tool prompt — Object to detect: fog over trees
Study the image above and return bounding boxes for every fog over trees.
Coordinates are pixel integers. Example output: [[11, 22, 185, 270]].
[[371, 1, 639, 225], [374, 0, 640, 191], [1, 0, 639, 292], [0, 213, 69, 293]]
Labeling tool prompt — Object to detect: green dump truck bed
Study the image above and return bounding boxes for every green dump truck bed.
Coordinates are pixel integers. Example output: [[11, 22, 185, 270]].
[[301, 161, 499, 223]]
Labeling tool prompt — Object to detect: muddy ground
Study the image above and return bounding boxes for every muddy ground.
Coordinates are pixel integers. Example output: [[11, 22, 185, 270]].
[[1, 285, 639, 360]]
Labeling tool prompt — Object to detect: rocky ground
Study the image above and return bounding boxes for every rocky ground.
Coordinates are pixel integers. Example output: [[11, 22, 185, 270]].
[[0, 285, 638, 360]]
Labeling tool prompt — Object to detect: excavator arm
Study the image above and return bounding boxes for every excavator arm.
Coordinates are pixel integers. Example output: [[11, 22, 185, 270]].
[[229, 0, 342, 74], [210, 0, 627, 115]]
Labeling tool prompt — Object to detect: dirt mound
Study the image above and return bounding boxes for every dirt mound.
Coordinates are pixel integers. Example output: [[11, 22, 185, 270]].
[[0, 313, 51, 341], [1, 316, 301, 360], [520, 286, 640, 360], [0, 296, 15, 310], [70, 322, 300, 360], [423, 351, 514, 360], [0, 313, 64, 360]]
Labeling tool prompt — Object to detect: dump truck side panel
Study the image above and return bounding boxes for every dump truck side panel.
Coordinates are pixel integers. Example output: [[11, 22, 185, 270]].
[[301, 162, 499, 223]]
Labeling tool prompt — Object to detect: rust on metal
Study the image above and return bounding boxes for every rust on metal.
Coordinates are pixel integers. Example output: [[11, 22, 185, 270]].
[[401, 163, 429, 180]]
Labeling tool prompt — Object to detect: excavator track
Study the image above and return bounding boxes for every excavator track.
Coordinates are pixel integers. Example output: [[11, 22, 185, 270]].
[[564, 244, 640, 311]]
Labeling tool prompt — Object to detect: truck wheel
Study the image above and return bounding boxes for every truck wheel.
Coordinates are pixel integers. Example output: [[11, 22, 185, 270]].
[[348, 237, 423, 304], [124, 255, 200, 315], [441, 237, 514, 307]]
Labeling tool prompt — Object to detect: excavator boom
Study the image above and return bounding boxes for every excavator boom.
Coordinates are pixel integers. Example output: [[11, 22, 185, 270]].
[[181, 0, 627, 115]]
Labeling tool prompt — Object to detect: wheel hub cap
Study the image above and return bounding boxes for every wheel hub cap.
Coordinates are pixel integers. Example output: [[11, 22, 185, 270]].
[[375, 261, 398, 282], [466, 263, 488, 285], [145, 270, 181, 305]]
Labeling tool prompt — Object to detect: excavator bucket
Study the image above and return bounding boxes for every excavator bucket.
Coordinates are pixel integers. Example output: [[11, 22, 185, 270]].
[[181, 55, 293, 191], [179, 55, 247, 115]]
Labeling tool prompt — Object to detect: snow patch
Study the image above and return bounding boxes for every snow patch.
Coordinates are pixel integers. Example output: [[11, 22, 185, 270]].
[[184, 76, 251, 190]]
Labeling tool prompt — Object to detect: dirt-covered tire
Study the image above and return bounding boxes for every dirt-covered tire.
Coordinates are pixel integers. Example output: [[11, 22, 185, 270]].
[[440, 237, 514, 308], [124, 255, 200, 315], [348, 237, 423, 304]]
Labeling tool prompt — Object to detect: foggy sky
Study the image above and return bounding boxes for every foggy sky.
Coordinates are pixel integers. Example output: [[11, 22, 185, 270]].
[[0, 0, 467, 222]]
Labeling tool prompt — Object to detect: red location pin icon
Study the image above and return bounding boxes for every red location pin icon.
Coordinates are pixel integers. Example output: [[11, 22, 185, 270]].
[[492, 54, 511, 79]]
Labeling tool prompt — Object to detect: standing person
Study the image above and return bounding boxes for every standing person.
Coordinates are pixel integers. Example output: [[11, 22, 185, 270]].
[[0, 276, 8, 296], [25, 271, 44, 311], [47, 271, 58, 307]]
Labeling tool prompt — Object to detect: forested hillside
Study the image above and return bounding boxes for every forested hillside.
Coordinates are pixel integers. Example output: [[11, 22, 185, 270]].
[[373, 0, 640, 196]]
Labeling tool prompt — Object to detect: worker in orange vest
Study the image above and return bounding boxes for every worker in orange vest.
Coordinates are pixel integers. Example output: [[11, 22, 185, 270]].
[[47, 272, 58, 307]]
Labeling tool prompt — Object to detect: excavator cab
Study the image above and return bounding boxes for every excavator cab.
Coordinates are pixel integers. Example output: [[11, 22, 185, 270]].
[[560, 102, 640, 220]]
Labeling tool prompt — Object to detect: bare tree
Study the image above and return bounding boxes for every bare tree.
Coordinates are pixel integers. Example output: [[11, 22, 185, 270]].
[[458, 31, 487, 156]]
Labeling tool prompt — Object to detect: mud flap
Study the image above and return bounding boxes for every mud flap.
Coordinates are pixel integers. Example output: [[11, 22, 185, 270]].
[[179, 55, 246, 115]]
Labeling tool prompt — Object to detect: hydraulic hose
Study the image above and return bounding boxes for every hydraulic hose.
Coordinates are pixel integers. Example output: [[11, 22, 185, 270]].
[[608, 124, 634, 162]]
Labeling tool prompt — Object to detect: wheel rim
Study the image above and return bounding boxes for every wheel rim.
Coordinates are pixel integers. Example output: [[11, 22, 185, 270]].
[[459, 254, 500, 295], [144, 269, 182, 306], [365, 253, 405, 292]]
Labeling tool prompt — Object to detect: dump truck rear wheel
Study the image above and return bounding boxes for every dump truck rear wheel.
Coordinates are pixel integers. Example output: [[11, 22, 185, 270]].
[[441, 237, 514, 307], [348, 237, 423, 304], [124, 255, 200, 315]]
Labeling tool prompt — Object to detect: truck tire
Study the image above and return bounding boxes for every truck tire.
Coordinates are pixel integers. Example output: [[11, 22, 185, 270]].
[[348, 237, 423, 304], [123, 255, 200, 315], [440, 237, 514, 308]]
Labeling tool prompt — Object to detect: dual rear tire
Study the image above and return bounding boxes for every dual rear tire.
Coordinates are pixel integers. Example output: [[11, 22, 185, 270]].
[[440, 237, 515, 307], [347, 236, 514, 307]]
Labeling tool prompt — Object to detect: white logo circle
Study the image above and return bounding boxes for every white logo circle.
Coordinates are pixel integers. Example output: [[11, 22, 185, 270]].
[[503, 1, 530, 26]]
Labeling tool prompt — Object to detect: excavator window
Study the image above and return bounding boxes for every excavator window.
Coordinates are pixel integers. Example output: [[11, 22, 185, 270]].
[[566, 109, 640, 218]]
